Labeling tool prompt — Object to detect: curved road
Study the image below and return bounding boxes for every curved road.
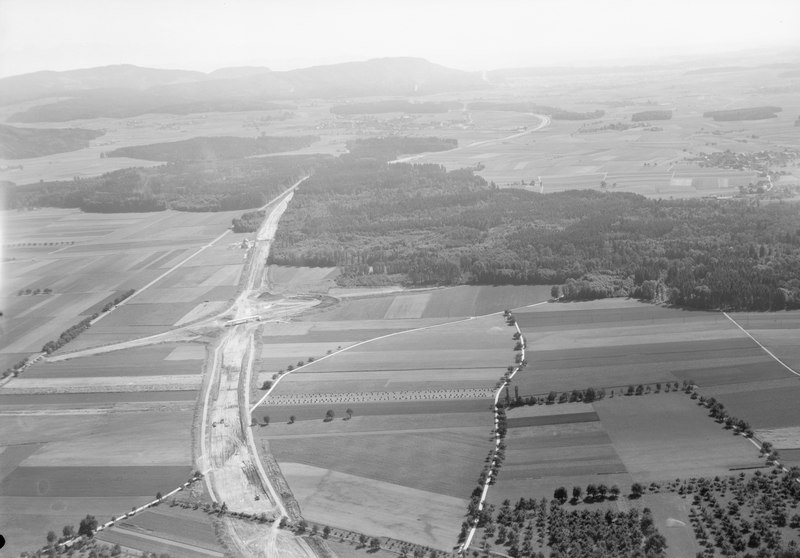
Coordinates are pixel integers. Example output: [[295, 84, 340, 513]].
[[390, 113, 551, 164]]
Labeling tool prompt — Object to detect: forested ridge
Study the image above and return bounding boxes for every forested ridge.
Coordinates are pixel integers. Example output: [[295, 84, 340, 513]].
[[0, 124, 104, 159], [330, 100, 459, 114], [106, 135, 318, 162], [5, 155, 322, 213], [466, 101, 604, 120], [271, 154, 800, 311]]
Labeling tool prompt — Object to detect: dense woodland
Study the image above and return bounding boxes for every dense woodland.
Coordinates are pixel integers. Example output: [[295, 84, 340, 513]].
[[631, 110, 672, 121], [0, 124, 104, 159], [703, 106, 782, 121], [330, 100, 459, 114], [5, 155, 321, 212], [270, 146, 800, 311], [466, 101, 604, 120], [106, 135, 318, 162]]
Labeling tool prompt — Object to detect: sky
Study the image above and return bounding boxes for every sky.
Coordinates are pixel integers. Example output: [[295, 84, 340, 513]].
[[1, 0, 799, 78]]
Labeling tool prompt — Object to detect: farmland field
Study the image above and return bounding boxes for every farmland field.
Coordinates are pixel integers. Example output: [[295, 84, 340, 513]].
[[253, 299, 526, 550], [1, 207, 248, 358], [0, 465, 191, 497], [3, 57, 800, 558]]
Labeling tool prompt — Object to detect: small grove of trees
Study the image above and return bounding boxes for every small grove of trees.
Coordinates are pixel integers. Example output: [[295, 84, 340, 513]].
[[100, 289, 135, 313], [2, 357, 30, 379], [78, 514, 98, 537], [232, 209, 266, 233], [42, 314, 98, 353]]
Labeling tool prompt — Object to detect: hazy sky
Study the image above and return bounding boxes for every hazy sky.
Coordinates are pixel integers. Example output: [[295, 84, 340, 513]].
[[1, 0, 799, 77]]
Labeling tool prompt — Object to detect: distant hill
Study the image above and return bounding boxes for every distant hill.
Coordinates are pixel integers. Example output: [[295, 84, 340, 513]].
[[0, 124, 104, 159], [684, 66, 747, 75], [0, 64, 205, 105], [0, 58, 484, 122]]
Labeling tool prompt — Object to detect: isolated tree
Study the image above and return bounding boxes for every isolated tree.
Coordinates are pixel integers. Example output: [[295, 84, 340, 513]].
[[551, 285, 562, 299], [345, 408, 353, 420], [78, 515, 98, 537], [630, 482, 644, 499], [47, 531, 57, 545], [62, 525, 75, 538], [263, 415, 270, 426], [288, 415, 296, 424], [325, 409, 334, 421], [572, 486, 582, 503], [261, 380, 272, 390], [323, 525, 331, 538], [610, 485, 621, 500], [370, 537, 381, 551], [156, 491, 162, 500], [553, 486, 568, 503]]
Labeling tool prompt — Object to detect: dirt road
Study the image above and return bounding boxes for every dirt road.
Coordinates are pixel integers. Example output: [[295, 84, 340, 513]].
[[390, 113, 551, 164], [197, 182, 321, 557]]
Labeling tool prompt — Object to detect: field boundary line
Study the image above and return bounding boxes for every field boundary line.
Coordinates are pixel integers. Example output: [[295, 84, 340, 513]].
[[722, 312, 799, 378], [454, 302, 550, 554], [251, 298, 551, 413]]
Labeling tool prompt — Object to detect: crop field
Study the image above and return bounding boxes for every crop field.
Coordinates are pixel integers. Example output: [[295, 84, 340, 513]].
[[727, 311, 800, 371], [280, 462, 466, 550], [307, 285, 550, 322], [0, 390, 198, 407], [268, 265, 339, 294], [252, 305, 524, 550], [270, 425, 489, 499], [511, 300, 791, 398], [16, 411, 194, 467], [504, 300, 800, 489], [96, 527, 223, 558], [95, 505, 227, 557], [1, 207, 248, 360], [23, 344, 202, 378], [0, 465, 191, 497], [489, 394, 763, 507], [0, 495, 154, 558]]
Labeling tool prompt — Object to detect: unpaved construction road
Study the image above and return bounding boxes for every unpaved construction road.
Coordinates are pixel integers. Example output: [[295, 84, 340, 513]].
[[197, 184, 319, 558]]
